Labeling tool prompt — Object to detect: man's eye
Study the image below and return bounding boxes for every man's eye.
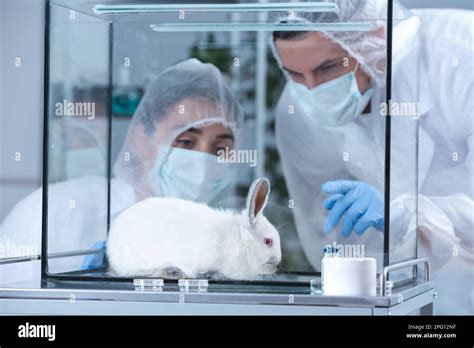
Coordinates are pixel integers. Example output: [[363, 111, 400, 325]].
[[320, 63, 337, 71], [289, 72, 304, 80]]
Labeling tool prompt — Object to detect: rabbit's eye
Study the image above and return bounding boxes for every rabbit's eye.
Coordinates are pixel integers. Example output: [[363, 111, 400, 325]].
[[264, 238, 273, 247]]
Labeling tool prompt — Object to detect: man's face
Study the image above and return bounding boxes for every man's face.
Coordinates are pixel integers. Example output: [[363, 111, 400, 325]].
[[275, 32, 371, 92]]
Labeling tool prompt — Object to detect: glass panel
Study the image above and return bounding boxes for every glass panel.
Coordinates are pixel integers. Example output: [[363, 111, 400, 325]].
[[387, 4, 421, 282], [46, 3, 110, 274], [109, 17, 318, 278], [44, 1, 398, 287]]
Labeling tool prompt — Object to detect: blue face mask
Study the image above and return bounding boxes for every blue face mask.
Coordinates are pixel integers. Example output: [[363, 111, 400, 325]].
[[150, 147, 233, 204], [289, 64, 374, 127]]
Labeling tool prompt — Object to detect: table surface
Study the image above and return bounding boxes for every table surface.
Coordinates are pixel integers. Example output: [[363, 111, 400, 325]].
[[0, 277, 434, 308]]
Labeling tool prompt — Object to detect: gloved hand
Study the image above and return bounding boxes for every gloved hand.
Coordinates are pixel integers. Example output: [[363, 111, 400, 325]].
[[80, 240, 107, 270], [322, 180, 384, 237]]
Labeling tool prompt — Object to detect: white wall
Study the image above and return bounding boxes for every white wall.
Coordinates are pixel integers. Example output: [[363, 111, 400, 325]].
[[0, 0, 45, 222]]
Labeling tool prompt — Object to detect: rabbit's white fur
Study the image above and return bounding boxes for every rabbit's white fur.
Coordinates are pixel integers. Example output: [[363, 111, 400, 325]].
[[107, 184, 281, 279]]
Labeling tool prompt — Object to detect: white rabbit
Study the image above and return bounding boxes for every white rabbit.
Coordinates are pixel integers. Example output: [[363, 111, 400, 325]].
[[107, 177, 281, 280]]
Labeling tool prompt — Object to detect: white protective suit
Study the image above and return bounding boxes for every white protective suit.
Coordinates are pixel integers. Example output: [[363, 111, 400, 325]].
[[271, 1, 473, 314], [0, 59, 243, 284]]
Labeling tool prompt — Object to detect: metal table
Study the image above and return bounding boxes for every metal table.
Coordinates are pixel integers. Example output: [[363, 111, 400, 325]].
[[0, 280, 435, 316]]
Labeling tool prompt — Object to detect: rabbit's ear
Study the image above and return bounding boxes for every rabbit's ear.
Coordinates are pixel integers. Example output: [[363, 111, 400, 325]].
[[246, 177, 270, 226]]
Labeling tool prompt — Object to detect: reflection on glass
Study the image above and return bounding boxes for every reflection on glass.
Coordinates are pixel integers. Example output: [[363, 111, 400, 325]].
[[93, 2, 339, 15]]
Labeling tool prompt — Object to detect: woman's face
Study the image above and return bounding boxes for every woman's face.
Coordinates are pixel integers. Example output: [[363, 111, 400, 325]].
[[133, 97, 235, 165], [275, 32, 371, 92], [166, 97, 234, 155], [172, 122, 234, 156]]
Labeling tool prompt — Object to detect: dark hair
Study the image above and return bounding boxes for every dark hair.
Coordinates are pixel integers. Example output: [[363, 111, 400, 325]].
[[271, 11, 337, 42]]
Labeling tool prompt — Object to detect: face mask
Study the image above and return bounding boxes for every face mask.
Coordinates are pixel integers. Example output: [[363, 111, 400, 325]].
[[150, 147, 233, 204], [289, 64, 374, 127]]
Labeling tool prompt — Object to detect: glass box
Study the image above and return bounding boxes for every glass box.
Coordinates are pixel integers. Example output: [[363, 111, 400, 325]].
[[40, 0, 422, 289]]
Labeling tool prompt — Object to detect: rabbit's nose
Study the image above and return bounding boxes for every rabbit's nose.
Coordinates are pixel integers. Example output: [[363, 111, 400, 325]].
[[268, 256, 279, 263], [265, 257, 280, 267], [260, 257, 280, 275]]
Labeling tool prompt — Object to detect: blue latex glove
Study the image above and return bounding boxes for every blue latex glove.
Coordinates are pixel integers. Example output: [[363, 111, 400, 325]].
[[80, 240, 106, 270], [322, 180, 384, 237]]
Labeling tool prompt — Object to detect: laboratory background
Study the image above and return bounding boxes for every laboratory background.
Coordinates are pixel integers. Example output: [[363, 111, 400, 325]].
[[0, 0, 472, 316]]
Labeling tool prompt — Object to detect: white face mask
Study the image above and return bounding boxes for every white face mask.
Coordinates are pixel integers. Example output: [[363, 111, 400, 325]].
[[288, 64, 374, 127], [150, 147, 233, 204]]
